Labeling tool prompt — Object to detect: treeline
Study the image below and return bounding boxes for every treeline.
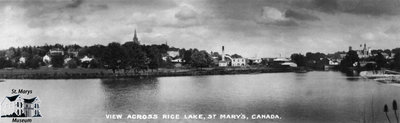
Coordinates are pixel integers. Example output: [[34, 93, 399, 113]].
[[290, 48, 400, 71], [0, 42, 216, 72], [290, 52, 329, 70]]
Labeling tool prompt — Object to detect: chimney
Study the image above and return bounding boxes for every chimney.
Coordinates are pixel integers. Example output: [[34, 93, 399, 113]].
[[222, 46, 225, 61]]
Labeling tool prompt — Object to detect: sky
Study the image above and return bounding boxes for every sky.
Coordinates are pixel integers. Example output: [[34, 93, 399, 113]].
[[1, 0, 400, 57]]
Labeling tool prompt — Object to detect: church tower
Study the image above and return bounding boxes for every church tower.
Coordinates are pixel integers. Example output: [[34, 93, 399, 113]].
[[133, 29, 140, 45]]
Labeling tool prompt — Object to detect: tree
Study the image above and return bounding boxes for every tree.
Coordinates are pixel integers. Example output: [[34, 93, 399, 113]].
[[183, 49, 195, 65], [290, 53, 306, 67], [392, 48, 400, 54], [375, 52, 386, 69], [67, 58, 79, 69], [104, 42, 127, 73], [231, 54, 242, 58], [26, 55, 42, 69], [392, 53, 400, 69], [51, 55, 64, 68], [123, 42, 148, 72], [339, 50, 359, 69], [146, 46, 162, 71], [0, 57, 12, 69], [191, 50, 212, 68]]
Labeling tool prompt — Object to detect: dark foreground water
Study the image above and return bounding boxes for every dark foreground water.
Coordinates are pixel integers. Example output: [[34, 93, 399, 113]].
[[1, 71, 400, 123]]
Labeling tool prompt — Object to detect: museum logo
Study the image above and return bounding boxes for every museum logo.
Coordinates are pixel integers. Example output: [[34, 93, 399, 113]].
[[0, 89, 41, 122]]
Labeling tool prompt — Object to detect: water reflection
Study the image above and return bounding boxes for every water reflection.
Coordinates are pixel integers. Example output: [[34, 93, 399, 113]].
[[2, 72, 400, 123], [101, 78, 159, 114]]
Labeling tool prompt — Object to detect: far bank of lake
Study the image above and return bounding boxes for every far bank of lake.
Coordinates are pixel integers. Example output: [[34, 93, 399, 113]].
[[0, 67, 293, 79]]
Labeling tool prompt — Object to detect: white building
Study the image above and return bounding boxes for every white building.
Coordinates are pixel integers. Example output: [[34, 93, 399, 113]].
[[273, 57, 298, 67], [218, 61, 228, 67], [49, 48, 64, 56], [0, 95, 41, 117], [170, 58, 183, 63], [19, 57, 26, 64], [167, 51, 180, 58], [80, 56, 93, 62], [232, 58, 246, 66], [43, 55, 51, 64], [248, 57, 262, 64]]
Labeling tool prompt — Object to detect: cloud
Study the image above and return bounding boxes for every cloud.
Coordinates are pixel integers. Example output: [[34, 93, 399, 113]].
[[2, 0, 400, 57], [312, 0, 338, 13], [256, 6, 297, 26], [11, 0, 110, 29], [385, 26, 400, 35], [306, 0, 400, 16], [66, 0, 84, 8], [285, 9, 320, 21], [175, 5, 198, 20], [256, 6, 319, 26]]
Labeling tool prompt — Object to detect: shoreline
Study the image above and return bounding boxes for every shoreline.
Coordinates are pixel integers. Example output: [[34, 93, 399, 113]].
[[0, 67, 293, 79]]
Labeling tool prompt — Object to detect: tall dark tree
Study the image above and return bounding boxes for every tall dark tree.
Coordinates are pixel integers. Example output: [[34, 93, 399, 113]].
[[392, 53, 400, 69], [191, 50, 212, 68], [26, 55, 42, 69], [339, 50, 359, 69], [51, 55, 64, 68], [123, 42, 147, 71], [146, 46, 162, 71], [104, 42, 127, 73], [290, 53, 306, 67], [0, 57, 12, 69], [375, 52, 386, 69]]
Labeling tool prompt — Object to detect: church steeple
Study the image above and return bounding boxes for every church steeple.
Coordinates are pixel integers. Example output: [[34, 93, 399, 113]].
[[133, 29, 139, 44]]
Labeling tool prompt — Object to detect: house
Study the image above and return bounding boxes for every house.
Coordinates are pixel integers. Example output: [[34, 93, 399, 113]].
[[0, 95, 41, 117], [167, 51, 180, 58], [80, 56, 93, 62], [19, 57, 26, 64], [163, 50, 184, 67], [42, 55, 51, 64], [231, 58, 246, 66], [218, 61, 228, 67], [247, 57, 262, 64], [67, 48, 79, 58], [49, 48, 64, 56], [328, 59, 340, 66], [272, 57, 297, 67]]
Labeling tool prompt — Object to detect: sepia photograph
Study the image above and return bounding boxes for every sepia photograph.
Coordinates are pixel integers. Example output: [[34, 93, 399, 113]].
[[1, 0, 400, 123]]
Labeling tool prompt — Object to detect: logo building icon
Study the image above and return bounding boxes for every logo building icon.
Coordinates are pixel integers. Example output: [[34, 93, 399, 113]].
[[0, 95, 41, 117]]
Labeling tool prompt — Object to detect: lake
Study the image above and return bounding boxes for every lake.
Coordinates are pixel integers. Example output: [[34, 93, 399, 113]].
[[1, 71, 400, 123]]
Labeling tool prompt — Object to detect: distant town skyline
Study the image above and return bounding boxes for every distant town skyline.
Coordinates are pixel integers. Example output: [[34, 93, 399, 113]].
[[1, 0, 400, 57]]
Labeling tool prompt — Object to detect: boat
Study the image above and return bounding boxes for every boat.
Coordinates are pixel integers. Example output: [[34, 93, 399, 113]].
[[360, 70, 400, 79], [360, 70, 400, 83]]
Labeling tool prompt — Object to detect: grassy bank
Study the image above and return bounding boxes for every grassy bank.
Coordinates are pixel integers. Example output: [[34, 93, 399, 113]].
[[0, 67, 293, 79]]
